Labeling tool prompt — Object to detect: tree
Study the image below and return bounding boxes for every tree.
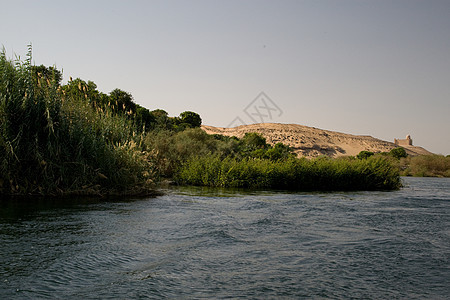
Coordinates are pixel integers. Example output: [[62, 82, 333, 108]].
[[357, 150, 374, 160], [31, 64, 62, 86], [151, 109, 172, 130], [109, 89, 136, 114], [178, 111, 202, 128], [135, 105, 156, 131], [390, 147, 407, 159], [241, 132, 267, 152], [61, 78, 106, 106]]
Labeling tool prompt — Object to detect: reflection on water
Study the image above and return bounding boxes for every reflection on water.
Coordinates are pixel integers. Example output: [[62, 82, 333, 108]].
[[1, 177, 449, 299]]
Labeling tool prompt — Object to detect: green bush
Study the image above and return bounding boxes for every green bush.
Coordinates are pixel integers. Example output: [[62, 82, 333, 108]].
[[175, 155, 401, 191], [390, 147, 407, 159], [264, 143, 295, 161], [357, 150, 374, 160], [144, 128, 219, 177], [144, 129, 297, 179]]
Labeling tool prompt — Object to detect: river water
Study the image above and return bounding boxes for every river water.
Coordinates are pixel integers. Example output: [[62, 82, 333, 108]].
[[0, 177, 449, 299]]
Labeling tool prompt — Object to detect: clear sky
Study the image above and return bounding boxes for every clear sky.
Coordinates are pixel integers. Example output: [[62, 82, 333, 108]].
[[1, 0, 449, 155]]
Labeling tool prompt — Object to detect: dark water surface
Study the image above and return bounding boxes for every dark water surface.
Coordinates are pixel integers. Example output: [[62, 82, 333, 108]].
[[1, 177, 449, 299]]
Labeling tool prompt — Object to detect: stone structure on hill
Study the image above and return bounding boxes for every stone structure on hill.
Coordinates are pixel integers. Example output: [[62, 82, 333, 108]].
[[394, 135, 413, 147]]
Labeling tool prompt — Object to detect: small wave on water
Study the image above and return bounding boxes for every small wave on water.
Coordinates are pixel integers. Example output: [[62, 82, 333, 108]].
[[0, 177, 449, 299]]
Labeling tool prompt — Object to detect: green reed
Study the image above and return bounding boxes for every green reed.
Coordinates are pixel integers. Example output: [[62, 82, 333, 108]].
[[0, 48, 155, 196], [175, 155, 402, 191]]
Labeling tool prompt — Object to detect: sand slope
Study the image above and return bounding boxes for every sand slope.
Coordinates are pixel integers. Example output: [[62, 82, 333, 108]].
[[201, 123, 433, 158]]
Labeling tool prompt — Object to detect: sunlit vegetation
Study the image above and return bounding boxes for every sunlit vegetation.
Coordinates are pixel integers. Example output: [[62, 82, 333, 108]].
[[1, 48, 154, 196], [400, 155, 450, 177], [154, 130, 401, 190], [146, 129, 296, 179], [357, 148, 450, 178], [175, 155, 401, 191], [0, 47, 200, 196], [1, 47, 403, 196], [389, 147, 407, 159]]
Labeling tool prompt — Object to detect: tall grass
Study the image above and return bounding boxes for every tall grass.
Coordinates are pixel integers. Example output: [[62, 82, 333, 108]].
[[400, 155, 450, 177], [175, 155, 401, 191], [0, 48, 155, 196], [143, 128, 401, 191]]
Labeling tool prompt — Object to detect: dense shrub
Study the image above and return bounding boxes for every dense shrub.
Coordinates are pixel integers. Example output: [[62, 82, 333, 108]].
[[357, 150, 374, 160], [390, 147, 407, 159], [146, 128, 401, 191], [144, 128, 219, 177], [400, 155, 450, 177], [144, 130, 298, 178], [175, 155, 401, 191]]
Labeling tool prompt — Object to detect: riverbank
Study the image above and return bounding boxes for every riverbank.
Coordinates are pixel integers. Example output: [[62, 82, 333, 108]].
[[0, 48, 156, 197], [1, 49, 402, 196]]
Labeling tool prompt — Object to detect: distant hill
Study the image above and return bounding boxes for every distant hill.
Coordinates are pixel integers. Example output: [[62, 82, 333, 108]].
[[201, 123, 433, 158]]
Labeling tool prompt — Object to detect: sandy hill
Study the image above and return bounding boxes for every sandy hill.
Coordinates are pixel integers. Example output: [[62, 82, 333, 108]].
[[201, 123, 433, 158]]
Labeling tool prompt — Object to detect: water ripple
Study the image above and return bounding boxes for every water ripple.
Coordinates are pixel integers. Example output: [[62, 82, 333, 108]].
[[0, 177, 449, 299]]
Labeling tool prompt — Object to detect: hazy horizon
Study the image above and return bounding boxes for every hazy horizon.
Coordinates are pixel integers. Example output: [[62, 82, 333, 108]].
[[1, 0, 449, 154]]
